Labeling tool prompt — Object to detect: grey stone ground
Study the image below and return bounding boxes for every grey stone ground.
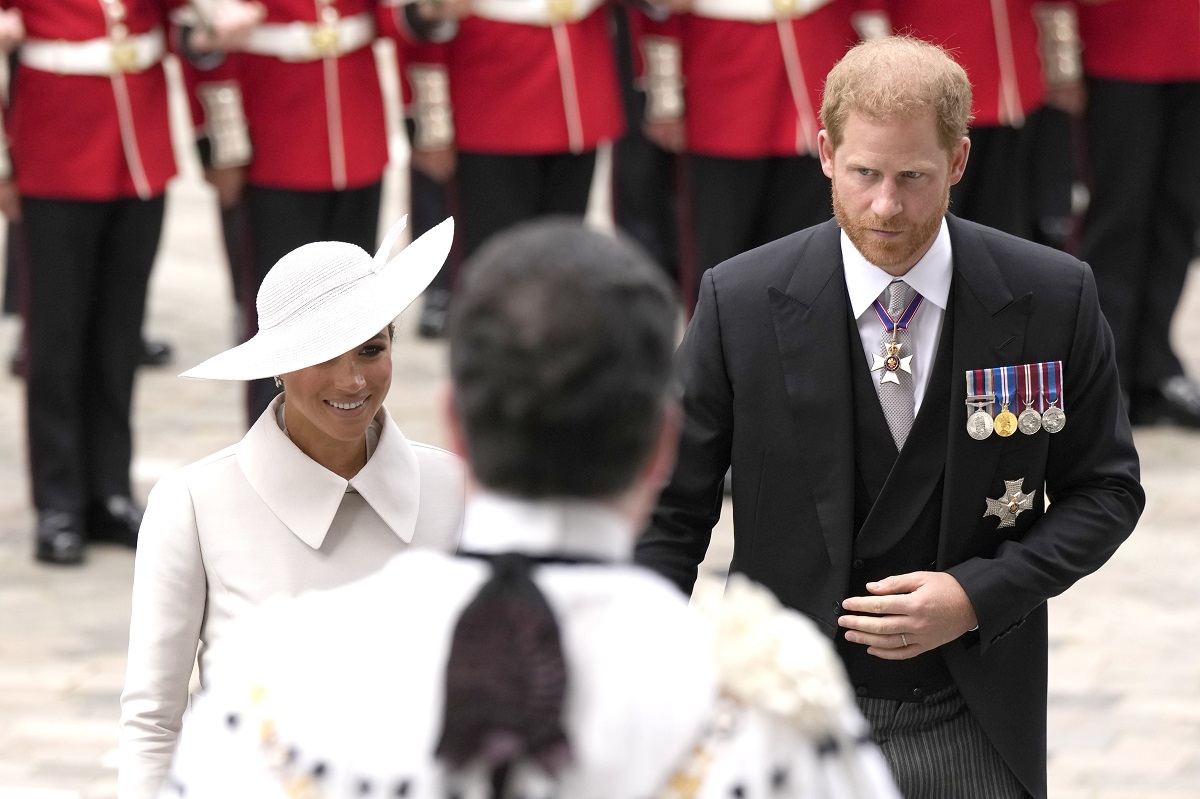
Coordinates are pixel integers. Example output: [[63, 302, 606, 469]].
[[1, 55, 1199, 799]]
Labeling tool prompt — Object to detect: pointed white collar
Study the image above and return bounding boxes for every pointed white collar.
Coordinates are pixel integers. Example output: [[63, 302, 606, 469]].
[[236, 397, 420, 549]]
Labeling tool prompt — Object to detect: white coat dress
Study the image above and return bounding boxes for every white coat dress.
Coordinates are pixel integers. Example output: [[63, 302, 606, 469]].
[[118, 396, 466, 799]]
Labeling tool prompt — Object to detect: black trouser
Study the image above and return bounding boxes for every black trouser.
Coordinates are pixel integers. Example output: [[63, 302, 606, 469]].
[[406, 119, 463, 300], [684, 153, 830, 311], [1080, 78, 1200, 394], [950, 106, 1075, 251], [23, 194, 165, 516], [243, 182, 382, 423], [610, 2, 680, 282], [455, 151, 596, 257]]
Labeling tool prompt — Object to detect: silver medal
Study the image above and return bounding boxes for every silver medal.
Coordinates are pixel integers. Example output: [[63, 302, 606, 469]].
[[1042, 404, 1066, 433], [1018, 407, 1042, 435], [967, 409, 994, 440]]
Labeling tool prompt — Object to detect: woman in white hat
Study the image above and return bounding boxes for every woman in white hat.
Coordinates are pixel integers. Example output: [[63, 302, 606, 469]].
[[117, 217, 466, 799]]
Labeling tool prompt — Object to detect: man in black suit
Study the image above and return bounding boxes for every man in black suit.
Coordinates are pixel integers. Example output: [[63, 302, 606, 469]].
[[635, 36, 1144, 799]]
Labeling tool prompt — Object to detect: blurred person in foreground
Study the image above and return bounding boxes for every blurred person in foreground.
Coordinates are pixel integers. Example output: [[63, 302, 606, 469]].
[[119, 218, 466, 799], [635, 36, 1143, 798], [158, 219, 899, 799]]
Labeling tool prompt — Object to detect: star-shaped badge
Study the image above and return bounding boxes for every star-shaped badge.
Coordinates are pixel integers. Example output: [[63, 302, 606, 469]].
[[871, 340, 913, 385], [983, 478, 1036, 528]]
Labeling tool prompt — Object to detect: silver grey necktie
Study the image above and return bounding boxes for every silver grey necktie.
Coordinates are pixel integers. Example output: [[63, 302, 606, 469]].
[[872, 280, 918, 450]]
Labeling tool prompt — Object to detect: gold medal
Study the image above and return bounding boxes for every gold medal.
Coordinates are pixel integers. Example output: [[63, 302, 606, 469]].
[[992, 366, 1018, 437], [994, 406, 1017, 437]]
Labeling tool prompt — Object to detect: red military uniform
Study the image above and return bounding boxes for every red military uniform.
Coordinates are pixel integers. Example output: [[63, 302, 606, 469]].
[[1075, 0, 1200, 425], [2, 0, 181, 564], [442, 3, 623, 155], [644, 0, 861, 159], [4, 0, 177, 199], [874, 0, 1045, 127], [209, 0, 388, 191], [635, 0, 862, 309], [1078, 0, 1200, 82], [391, 0, 623, 257]]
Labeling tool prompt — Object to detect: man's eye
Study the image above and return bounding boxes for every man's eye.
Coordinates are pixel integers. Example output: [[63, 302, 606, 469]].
[[901, 171, 922, 179]]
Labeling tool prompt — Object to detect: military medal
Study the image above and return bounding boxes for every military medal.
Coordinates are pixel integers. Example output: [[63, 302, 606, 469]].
[[1042, 360, 1066, 433], [984, 478, 1037, 528], [1017, 362, 1042, 435], [870, 287, 922, 386], [993, 366, 1018, 437], [965, 369, 995, 440]]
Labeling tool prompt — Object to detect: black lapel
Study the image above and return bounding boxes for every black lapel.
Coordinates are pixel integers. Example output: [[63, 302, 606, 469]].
[[769, 220, 855, 572], [938, 217, 1033, 566]]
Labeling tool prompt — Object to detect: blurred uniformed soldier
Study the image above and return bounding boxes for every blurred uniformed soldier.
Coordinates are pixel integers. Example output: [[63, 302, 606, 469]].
[[402, 0, 625, 259], [637, 0, 863, 311], [1076, 0, 1200, 427], [0, 0, 183, 564]]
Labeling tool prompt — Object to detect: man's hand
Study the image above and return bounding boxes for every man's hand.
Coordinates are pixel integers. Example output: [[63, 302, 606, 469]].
[[643, 118, 685, 153], [0, 181, 21, 222], [416, 0, 473, 22], [838, 571, 978, 660], [204, 166, 247, 210], [647, 0, 694, 12], [0, 8, 24, 53], [410, 146, 456, 183], [189, 0, 266, 53]]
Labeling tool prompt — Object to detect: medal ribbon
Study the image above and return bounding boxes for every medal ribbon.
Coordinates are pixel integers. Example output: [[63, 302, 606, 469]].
[[1020, 363, 1035, 408], [1046, 360, 1062, 409], [871, 288, 924, 335], [991, 366, 1015, 410], [983, 367, 994, 415]]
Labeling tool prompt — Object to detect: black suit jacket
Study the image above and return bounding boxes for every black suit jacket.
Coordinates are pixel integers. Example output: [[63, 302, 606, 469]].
[[636, 216, 1145, 799]]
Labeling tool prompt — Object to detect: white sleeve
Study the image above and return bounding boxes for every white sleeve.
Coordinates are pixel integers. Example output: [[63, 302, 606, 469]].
[[119, 471, 209, 799]]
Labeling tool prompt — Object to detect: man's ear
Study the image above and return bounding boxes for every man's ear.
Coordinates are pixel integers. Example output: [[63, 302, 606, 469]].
[[818, 129, 836, 179], [441, 383, 469, 459], [948, 135, 971, 185]]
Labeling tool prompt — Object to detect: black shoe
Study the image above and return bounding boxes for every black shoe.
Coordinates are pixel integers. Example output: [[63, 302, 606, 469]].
[[417, 289, 450, 340], [87, 495, 142, 548], [35, 511, 85, 565], [1130, 376, 1200, 429], [139, 337, 173, 368]]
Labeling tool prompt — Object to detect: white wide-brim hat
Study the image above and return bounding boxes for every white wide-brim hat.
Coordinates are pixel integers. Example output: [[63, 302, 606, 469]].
[[181, 216, 454, 381]]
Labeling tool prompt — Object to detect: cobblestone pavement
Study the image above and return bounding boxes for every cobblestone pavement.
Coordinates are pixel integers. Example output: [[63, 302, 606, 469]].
[[1, 114, 1198, 799]]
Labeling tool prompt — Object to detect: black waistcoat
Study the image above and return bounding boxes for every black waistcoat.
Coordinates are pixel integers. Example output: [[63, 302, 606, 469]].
[[836, 296, 956, 701]]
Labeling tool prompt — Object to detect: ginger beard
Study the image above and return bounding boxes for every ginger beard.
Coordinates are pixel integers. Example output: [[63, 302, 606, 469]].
[[831, 171, 949, 272]]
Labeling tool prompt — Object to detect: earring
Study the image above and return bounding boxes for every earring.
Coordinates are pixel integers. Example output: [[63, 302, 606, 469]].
[[273, 376, 283, 390]]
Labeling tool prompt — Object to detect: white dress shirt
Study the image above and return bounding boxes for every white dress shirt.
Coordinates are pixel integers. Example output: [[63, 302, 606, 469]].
[[841, 219, 953, 414]]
